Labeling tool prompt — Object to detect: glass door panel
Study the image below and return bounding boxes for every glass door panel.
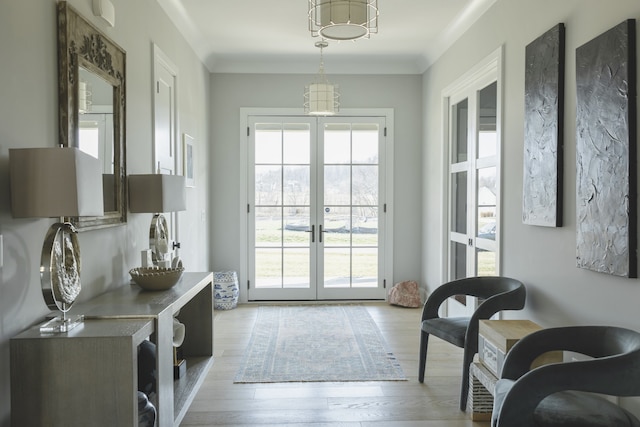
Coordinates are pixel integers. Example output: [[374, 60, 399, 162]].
[[249, 116, 387, 301], [319, 120, 384, 299], [251, 120, 316, 299]]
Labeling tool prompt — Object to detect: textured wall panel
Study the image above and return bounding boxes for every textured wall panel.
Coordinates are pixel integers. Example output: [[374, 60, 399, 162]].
[[523, 24, 565, 227], [576, 20, 637, 277]]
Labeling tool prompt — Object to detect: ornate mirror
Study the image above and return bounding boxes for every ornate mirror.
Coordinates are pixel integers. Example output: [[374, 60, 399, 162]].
[[57, 2, 126, 230]]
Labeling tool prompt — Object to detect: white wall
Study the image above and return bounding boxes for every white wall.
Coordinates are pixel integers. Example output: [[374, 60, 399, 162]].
[[0, 1, 210, 424], [210, 73, 423, 301], [424, 0, 640, 327]]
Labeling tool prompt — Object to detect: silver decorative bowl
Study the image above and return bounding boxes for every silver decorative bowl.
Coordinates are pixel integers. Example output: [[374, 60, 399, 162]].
[[129, 267, 184, 291]]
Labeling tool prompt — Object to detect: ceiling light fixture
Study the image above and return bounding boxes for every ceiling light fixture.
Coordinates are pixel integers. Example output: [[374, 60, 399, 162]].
[[304, 40, 340, 116], [309, 0, 378, 41]]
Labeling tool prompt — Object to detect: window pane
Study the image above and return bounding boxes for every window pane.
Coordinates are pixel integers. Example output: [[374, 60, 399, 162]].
[[283, 248, 310, 288], [255, 125, 282, 164], [352, 165, 378, 206], [352, 123, 379, 164], [477, 167, 497, 241], [324, 165, 350, 205], [452, 99, 468, 163], [323, 206, 350, 246], [352, 207, 378, 246], [478, 82, 497, 158], [283, 166, 310, 206], [283, 207, 310, 246], [324, 123, 351, 164], [352, 248, 377, 288], [255, 207, 281, 246], [283, 124, 310, 164], [450, 241, 467, 281], [255, 165, 281, 206], [477, 249, 496, 276], [324, 248, 351, 288], [451, 171, 467, 234], [255, 248, 282, 288]]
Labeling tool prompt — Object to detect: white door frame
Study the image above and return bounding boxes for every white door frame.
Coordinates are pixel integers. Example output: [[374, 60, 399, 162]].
[[440, 47, 503, 316], [239, 108, 394, 303], [152, 44, 181, 253]]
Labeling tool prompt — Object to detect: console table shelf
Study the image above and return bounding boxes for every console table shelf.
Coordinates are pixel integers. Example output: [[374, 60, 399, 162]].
[[11, 272, 214, 427]]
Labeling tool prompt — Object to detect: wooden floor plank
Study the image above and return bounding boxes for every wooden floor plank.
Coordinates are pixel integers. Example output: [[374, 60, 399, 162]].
[[181, 303, 490, 426]]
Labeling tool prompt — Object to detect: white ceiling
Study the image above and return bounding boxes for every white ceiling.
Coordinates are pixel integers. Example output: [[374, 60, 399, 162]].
[[155, 0, 496, 74]]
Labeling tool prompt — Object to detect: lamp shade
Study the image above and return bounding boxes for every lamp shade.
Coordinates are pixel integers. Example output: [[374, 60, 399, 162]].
[[309, 0, 378, 41], [129, 174, 186, 213], [305, 82, 339, 115], [9, 147, 104, 218]]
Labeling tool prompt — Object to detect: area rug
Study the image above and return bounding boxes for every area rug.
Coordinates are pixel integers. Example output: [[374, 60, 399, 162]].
[[234, 305, 407, 383]]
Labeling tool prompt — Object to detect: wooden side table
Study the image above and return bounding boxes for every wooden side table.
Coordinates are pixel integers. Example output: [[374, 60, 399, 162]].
[[468, 362, 498, 421], [468, 320, 563, 420]]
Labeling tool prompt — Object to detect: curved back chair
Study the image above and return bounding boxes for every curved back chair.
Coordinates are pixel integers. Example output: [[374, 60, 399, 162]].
[[418, 276, 526, 411], [492, 326, 640, 427]]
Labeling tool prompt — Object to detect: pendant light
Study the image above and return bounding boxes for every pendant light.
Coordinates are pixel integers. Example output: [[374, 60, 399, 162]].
[[309, 0, 378, 41], [304, 40, 340, 116]]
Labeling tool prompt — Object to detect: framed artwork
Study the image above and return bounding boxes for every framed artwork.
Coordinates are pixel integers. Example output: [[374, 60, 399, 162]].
[[522, 23, 565, 227], [183, 133, 195, 187], [576, 19, 637, 277]]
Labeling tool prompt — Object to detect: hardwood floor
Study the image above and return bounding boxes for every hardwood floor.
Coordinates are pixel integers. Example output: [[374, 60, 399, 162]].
[[181, 302, 491, 426]]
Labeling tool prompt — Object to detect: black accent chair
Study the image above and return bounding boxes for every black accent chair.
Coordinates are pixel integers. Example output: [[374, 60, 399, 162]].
[[492, 326, 640, 427], [418, 276, 526, 411]]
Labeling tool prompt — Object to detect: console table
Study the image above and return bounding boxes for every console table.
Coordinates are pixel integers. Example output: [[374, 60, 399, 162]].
[[11, 272, 214, 427]]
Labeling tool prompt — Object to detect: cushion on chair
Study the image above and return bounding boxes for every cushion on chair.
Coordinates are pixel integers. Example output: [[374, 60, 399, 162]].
[[493, 379, 640, 427], [421, 317, 470, 348]]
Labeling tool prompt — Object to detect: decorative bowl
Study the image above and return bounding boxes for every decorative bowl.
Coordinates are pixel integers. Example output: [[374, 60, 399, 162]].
[[129, 266, 184, 291]]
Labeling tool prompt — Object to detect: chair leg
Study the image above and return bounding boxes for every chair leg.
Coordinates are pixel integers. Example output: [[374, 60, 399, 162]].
[[418, 330, 429, 383], [459, 348, 474, 411]]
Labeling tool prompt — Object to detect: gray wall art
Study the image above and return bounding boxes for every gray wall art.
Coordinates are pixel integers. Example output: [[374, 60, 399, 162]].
[[576, 19, 637, 277], [522, 23, 565, 227]]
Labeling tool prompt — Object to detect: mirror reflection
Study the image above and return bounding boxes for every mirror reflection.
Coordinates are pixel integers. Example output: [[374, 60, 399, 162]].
[[78, 67, 116, 211], [58, 2, 127, 230]]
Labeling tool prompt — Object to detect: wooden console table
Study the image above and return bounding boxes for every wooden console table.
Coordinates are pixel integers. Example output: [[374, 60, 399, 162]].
[[11, 272, 214, 427]]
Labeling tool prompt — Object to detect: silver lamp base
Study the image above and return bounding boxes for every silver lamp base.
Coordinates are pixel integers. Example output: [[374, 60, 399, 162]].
[[40, 314, 84, 334]]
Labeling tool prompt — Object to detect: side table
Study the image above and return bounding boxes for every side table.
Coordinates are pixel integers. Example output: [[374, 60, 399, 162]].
[[468, 362, 498, 421], [468, 320, 563, 420]]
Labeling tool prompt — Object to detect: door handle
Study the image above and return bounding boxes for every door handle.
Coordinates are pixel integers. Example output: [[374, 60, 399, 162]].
[[319, 224, 326, 243], [305, 225, 315, 243]]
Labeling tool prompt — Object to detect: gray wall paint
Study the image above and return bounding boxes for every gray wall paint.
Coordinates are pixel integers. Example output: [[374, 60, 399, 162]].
[[422, 0, 640, 413], [422, 0, 640, 364], [210, 73, 423, 300], [0, 1, 210, 424]]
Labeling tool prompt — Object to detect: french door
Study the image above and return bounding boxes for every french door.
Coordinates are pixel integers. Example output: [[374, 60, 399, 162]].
[[247, 115, 389, 301], [445, 50, 502, 317]]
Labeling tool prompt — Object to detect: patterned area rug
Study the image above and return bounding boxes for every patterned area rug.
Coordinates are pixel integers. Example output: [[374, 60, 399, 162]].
[[234, 305, 407, 383]]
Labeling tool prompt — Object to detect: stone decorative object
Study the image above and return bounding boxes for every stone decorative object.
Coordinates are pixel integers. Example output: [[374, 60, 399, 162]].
[[214, 271, 239, 310], [388, 280, 421, 308]]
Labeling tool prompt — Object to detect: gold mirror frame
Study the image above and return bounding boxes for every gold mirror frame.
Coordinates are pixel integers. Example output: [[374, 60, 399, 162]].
[[57, 2, 127, 230]]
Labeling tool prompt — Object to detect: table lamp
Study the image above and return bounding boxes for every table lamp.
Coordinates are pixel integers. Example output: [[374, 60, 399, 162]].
[[128, 174, 186, 266], [9, 147, 104, 333]]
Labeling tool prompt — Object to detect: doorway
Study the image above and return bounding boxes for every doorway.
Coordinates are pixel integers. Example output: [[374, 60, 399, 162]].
[[243, 111, 392, 301]]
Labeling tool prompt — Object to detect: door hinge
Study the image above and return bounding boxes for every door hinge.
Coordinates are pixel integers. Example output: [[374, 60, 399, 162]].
[[247, 126, 250, 137]]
